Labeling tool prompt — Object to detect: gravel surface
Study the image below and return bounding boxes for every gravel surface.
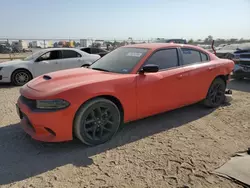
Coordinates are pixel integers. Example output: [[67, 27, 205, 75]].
[[0, 80, 250, 188]]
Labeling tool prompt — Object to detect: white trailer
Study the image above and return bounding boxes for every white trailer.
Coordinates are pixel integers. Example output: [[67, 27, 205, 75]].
[[80, 39, 92, 47], [12, 40, 28, 51], [31, 40, 49, 48]]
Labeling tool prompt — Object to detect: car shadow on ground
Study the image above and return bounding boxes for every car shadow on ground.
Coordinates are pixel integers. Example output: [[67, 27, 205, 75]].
[[228, 79, 250, 93], [0, 83, 16, 88], [0, 103, 216, 185]]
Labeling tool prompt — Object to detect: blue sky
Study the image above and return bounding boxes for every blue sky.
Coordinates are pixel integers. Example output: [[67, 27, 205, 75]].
[[1, 0, 250, 40]]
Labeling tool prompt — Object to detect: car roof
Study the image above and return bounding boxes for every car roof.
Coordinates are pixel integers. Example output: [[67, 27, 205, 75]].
[[46, 47, 79, 51], [123, 43, 204, 51]]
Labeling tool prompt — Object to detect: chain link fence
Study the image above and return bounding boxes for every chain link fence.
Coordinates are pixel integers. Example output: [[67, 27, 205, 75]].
[[1, 37, 250, 61], [0, 38, 154, 61]]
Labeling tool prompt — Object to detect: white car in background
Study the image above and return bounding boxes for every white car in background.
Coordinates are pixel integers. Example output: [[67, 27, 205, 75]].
[[0, 48, 100, 86]]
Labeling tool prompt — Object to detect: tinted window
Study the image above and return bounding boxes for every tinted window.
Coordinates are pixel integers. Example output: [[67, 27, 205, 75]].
[[181, 48, 202, 65], [201, 52, 208, 61], [89, 47, 148, 74], [144, 49, 179, 70], [81, 48, 91, 53], [37, 50, 62, 61], [91, 48, 100, 54], [62, 50, 81, 58]]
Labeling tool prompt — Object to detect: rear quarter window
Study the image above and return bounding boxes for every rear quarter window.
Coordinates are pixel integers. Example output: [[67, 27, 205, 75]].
[[200, 52, 209, 61], [181, 48, 209, 65], [62, 50, 82, 58]]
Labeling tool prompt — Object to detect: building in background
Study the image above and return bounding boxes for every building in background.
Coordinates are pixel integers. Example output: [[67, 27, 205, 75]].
[[80, 39, 92, 47]]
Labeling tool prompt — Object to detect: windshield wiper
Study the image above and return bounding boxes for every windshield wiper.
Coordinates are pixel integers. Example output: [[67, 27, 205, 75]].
[[91, 68, 110, 72]]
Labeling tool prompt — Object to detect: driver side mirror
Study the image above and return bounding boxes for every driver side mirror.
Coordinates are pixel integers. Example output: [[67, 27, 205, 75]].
[[139, 64, 159, 74]]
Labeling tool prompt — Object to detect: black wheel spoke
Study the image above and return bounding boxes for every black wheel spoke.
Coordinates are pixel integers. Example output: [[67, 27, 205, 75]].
[[99, 127, 104, 137], [90, 111, 96, 120], [103, 126, 113, 132], [107, 120, 114, 125], [85, 119, 95, 125], [92, 126, 98, 140], [96, 107, 102, 117]]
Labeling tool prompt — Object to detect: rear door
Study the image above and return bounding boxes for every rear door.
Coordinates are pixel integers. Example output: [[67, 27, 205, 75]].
[[136, 48, 192, 119], [179, 47, 216, 102], [61, 50, 84, 69]]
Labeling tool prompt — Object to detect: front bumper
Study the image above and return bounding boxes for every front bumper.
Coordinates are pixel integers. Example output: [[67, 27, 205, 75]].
[[16, 96, 74, 142], [0, 73, 11, 83]]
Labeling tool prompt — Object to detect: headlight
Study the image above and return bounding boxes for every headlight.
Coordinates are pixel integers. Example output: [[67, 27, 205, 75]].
[[36, 99, 70, 110]]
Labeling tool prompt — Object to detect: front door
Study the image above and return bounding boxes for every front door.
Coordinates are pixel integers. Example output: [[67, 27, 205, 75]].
[[32, 50, 63, 77], [136, 48, 190, 119]]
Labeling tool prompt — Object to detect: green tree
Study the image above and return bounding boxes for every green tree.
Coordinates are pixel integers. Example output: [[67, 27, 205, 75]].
[[188, 39, 194, 44]]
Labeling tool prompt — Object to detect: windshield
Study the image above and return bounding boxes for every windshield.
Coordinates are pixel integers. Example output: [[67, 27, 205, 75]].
[[23, 50, 46, 61], [89, 47, 149, 73]]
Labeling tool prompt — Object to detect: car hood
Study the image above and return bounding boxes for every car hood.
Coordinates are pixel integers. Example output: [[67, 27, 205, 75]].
[[0, 59, 29, 67], [27, 68, 124, 93]]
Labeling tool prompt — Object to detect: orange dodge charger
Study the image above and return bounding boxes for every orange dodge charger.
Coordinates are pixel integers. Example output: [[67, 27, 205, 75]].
[[16, 43, 234, 146]]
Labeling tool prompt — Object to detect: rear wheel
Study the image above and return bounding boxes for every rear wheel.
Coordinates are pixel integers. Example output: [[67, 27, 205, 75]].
[[11, 69, 32, 86], [203, 78, 226, 108], [74, 98, 121, 146]]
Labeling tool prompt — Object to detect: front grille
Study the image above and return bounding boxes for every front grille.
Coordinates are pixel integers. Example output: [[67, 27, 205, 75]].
[[239, 61, 250, 66], [240, 54, 250, 59], [20, 96, 36, 109]]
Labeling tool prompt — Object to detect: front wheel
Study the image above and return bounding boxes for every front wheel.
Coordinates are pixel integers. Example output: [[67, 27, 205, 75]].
[[203, 78, 226, 108], [11, 70, 32, 86], [74, 98, 121, 146]]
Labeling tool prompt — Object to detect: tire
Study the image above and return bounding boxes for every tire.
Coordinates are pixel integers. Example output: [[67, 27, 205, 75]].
[[203, 78, 226, 108], [74, 98, 121, 146], [11, 69, 32, 86]]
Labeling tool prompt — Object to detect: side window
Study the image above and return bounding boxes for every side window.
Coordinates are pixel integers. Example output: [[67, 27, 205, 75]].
[[37, 50, 62, 61], [91, 48, 100, 54], [62, 50, 81, 59], [144, 49, 179, 70], [81, 48, 91, 53], [181, 48, 202, 65], [200, 52, 209, 62], [38, 52, 50, 61]]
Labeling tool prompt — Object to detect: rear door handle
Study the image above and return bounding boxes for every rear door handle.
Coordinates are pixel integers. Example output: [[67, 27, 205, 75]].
[[177, 73, 188, 79], [208, 67, 215, 71]]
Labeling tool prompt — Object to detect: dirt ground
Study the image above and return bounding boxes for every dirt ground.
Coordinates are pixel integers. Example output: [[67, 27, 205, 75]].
[[0, 79, 250, 188]]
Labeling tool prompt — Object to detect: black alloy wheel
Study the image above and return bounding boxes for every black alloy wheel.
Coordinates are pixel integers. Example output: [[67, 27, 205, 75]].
[[204, 78, 226, 108], [74, 98, 121, 146]]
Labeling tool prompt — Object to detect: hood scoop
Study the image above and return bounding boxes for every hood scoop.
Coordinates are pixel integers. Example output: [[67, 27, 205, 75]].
[[43, 75, 52, 80]]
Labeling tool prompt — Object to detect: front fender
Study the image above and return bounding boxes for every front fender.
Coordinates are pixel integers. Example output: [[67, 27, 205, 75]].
[[58, 81, 137, 123]]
